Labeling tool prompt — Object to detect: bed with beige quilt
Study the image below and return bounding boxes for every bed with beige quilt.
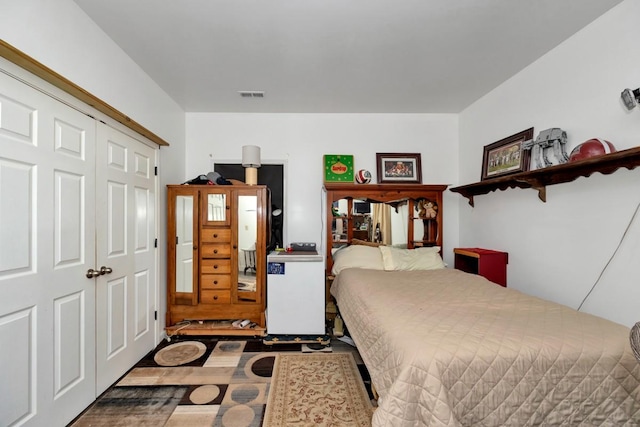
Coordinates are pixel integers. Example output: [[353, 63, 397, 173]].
[[330, 245, 640, 426]]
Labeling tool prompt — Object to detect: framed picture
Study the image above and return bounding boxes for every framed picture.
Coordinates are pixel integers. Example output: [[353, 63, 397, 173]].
[[323, 154, 354, 183], [376, 153, 422, 184], [481, 128, 533, 180]]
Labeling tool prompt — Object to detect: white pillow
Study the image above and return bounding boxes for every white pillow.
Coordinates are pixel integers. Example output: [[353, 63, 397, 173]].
[[331, 245, 384, 275], [379, 246, 445, 271]]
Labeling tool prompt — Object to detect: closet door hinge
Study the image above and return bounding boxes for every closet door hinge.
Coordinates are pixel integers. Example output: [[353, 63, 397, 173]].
[[154, 238, 158, 248], [154, 166, 158, 176], [154, 310, 158, 321]]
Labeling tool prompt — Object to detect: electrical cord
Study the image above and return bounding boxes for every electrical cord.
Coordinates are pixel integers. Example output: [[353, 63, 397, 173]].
[[165, 320, 191, 342], [577, 196, 640, 311]]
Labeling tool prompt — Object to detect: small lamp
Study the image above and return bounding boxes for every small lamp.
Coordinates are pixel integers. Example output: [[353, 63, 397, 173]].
[[271, 207, 283, 249], [242, 145, 261, 185]]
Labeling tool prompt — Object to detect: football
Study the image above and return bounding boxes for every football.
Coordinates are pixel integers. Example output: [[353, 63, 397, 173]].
[[355, 169, 372, 184], [569, 138, 616, 162]]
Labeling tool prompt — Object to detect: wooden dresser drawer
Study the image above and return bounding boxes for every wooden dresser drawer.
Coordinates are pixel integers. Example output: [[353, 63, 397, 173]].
[[201, 228, 231, 243], [201, 243, 231, 258], [201, 259, 231, 274], [200, 290, 231, 304], [201, 274, 231, 290]]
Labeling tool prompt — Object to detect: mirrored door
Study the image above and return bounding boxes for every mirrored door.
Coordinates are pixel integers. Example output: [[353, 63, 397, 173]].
[[169, 188, 198, 306], [237, 194, 258, 302], [175, 195, 194, 294]]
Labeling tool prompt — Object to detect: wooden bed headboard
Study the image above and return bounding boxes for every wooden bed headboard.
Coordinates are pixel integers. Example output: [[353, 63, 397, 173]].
[[323, 183, 448, 276]]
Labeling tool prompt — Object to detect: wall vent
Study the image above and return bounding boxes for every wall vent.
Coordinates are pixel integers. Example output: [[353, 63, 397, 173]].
[[238, 91, 265, 98]]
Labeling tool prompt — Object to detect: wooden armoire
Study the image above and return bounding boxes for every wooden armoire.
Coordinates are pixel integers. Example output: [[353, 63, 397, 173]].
[[166, 184, 269, 336]]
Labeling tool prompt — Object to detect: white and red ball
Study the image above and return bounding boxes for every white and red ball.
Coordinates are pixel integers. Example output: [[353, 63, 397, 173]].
[[569, 138, 616, 162], [355, 169, 372, 184]]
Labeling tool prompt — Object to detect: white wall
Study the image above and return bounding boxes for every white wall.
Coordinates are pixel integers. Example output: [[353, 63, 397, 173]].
[[1, 0, 187, 334], [186, 113, 460, 264], [458, 0, 640, 327], [1, 0, 185, 147], [8, 0, 635, 330]]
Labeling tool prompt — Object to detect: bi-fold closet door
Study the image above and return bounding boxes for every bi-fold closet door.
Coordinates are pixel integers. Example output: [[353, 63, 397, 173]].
[[0, 65, 157, 427]]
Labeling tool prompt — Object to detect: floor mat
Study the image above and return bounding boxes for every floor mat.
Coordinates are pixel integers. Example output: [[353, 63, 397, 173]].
[[70, 337, 373, 427]]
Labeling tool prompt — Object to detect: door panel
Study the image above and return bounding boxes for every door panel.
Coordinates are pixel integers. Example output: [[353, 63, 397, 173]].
[[54, 171, 84, 266], [46, 88, 97, 427], [96, 123, 156, 394], [106, 277, 127, 356], [107, 181, 127, 256], [54, 293, 84, 395], [0, 71, 96, 426], [0, 308, 35, 426], [134, 270, 151, 338], [0, 158, 33, 276]]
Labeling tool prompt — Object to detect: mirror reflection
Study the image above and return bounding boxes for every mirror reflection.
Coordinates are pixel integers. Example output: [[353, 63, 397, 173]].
[[331, 199, 438, 247], [207, 193, 226, 221], [175, 195, 194, 293], [237, 195, 257, 299]]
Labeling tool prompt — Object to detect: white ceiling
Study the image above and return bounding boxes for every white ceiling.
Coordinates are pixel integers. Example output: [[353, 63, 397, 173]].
[[73, 0, 621, 113]]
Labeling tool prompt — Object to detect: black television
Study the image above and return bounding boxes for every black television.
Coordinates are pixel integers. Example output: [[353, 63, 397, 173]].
[[353, 202, 371, 214]]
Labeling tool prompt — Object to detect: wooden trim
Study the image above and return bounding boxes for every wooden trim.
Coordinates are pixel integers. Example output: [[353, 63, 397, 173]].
[[0, 39, 170, 147], [453, 248, 480, 258]]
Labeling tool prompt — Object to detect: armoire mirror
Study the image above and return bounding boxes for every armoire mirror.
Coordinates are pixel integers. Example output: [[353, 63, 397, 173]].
[[175, 194, 195, 294], [237, 195, 258, 302], [207, 193, 227, 222]]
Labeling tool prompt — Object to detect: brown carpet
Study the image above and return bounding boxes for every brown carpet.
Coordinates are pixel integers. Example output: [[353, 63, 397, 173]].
[[69, 338, 374, 427], [264, 353, 374, 426]]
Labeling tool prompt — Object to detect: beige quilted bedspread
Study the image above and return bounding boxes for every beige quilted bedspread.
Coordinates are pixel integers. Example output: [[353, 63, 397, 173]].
[[331, 268, 640, 426]]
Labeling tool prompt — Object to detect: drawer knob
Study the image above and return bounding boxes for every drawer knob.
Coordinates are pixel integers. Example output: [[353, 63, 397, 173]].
[[213, 295, 218, 300], [213, 249, 218, 254], [214, 265, 218, 269], [213, 233, 218, 238], [213, 280, 218, 285]]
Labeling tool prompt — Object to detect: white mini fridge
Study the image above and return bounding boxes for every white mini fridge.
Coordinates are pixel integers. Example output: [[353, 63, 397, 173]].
[[266, 251, 325, 335]]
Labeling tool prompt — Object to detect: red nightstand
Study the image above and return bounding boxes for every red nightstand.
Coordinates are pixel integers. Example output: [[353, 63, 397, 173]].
[[454, 248, 508, 287]]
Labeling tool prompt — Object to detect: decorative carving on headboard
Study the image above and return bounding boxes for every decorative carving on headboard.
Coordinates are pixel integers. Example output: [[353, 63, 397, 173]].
[[416, 198, 438, 242]]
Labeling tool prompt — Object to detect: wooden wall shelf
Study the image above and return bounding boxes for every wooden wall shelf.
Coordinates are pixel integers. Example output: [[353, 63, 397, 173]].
[[450, 146, 640, 206]]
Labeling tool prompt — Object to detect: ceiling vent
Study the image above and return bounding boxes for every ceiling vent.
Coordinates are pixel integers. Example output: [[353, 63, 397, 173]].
[[238, 91, 265, 98]]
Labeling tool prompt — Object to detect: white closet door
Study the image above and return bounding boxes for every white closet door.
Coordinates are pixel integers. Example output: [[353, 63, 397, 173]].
[[95, 123, 157, 394], [0, 71, 96, 426]]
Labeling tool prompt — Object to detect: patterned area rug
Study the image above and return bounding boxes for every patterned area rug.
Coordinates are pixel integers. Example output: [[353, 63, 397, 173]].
[[154, 340, 207, 366], [264, 353, 374, 426], [70, 337, 374, 427]]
